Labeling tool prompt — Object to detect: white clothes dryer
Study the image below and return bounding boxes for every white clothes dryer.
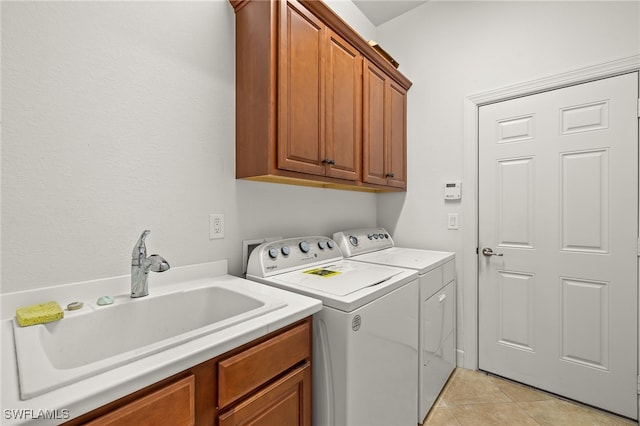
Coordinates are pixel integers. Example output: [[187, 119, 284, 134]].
[[246, 236, 419, 426], [333, 227, 456, 424]]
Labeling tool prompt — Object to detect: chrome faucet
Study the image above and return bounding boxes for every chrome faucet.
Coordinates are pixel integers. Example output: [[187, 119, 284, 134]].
[[131, 230, 170, 298]]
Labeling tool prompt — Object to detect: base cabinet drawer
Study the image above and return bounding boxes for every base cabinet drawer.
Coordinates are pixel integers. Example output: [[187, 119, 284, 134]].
[[218, 319, 311, 408], [218, 362, 311, 426]]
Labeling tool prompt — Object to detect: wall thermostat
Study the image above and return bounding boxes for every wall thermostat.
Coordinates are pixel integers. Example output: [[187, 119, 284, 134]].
[[444, 181, 461, 200]]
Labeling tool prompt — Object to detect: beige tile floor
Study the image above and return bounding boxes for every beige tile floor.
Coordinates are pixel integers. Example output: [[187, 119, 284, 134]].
[[423, 368, 636, 425]]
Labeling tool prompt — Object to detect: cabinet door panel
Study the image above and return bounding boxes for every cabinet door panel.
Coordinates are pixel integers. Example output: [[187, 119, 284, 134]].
[[387, 81, 407, 188], [218, 362, 311, 426], [278, 0, 325, 176], [325, 30, 361, 181], [85, 376, 195, 426], [363, 60, 387, 185]]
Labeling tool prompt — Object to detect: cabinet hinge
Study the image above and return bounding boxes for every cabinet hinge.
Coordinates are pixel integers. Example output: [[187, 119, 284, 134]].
[[637, 238, 640, 257], [637, 375, 640, 394], [637, 99, 640, 118]]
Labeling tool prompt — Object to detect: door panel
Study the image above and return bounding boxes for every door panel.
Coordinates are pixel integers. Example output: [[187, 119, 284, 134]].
[[496, 271, 534, 351], [561, 149, 609, 252], [478, 72, 638, 419], [498, 157, 534, 248]]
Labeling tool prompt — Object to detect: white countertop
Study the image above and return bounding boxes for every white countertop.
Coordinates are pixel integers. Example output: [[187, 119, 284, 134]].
[[1, 260, 322, 425]]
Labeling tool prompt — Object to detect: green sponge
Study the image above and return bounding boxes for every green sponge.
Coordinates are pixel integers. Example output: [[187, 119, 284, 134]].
[[15, 301, 64, 327]]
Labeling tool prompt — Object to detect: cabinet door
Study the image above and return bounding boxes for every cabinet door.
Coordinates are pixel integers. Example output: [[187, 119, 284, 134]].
[[362, 59, 388, 186], [325, 29, 361, 181], [278, 0, 325, 176], [218, 362, 311, 426], [386, 80, 407, 189], [363, 59, 407, 189], [85, 376, 195, 426]]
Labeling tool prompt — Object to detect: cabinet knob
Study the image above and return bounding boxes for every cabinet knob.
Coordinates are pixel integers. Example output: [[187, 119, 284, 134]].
[[385, 173, 395, 178], [322, 159, 336, 165]]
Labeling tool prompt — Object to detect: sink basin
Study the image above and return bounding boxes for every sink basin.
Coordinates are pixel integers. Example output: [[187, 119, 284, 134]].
[[13, 282, 287, 400]]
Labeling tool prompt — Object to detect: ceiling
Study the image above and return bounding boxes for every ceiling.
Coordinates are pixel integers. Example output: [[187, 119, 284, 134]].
[[352, 0, 429, 26]]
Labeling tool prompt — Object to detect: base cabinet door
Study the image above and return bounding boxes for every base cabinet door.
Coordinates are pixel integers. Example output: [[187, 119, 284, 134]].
[[85, 376, 195, 426], [218, 362, 312, 426]]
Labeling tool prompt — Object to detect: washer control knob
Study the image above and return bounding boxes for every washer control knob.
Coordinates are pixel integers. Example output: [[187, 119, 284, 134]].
[[268, 248, 278, 259], [318, 241, 326, 250], [327, 240, 336, 249], [367, 234, 374, 240], [349, 236, 359, 247], [281, 246, 291, 256], [299, 241, 310, 253]]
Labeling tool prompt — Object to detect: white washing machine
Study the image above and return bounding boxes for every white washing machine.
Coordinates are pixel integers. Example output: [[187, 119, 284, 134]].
[[246, 236, 419, 426], [333, 227, 456, 424]]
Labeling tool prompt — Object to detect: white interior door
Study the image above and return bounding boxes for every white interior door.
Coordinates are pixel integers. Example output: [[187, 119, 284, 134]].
[[478, 72, 639, 419]]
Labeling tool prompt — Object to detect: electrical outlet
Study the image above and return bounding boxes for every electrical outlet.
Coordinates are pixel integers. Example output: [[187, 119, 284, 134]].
[[210, 213, 224, 239]]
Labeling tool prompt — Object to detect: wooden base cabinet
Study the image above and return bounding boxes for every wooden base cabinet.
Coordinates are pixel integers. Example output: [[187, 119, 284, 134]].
[[64, 318, 312, 426], [231, 0, 411, 192]]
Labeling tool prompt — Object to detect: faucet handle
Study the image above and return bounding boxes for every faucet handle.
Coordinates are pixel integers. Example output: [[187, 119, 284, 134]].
[[148, 254, 170, 272], [132, 230, 151, 261]]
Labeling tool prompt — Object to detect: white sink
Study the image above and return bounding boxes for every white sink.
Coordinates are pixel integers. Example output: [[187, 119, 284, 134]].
[[13, 282, 287, 400]]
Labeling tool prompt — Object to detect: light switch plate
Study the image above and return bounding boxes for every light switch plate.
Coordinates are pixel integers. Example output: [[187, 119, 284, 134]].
[[448, 213, 459, 230]]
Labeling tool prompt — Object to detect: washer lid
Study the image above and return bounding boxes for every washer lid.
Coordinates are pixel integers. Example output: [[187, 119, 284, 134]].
[[354, 247, 455, 274], [275, 261, 403, 296]]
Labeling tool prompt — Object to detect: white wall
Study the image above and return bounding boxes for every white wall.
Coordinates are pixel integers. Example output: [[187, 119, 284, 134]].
[[325, 0, 377, 41], [374, 1, 640, 363], [1, 0, 378, 294]]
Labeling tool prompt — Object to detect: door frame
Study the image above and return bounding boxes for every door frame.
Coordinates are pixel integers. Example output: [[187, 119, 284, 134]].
[[461, 54, 640, 371]]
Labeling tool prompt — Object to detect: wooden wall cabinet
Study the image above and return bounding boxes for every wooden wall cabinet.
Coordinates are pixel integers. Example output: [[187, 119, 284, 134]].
[[231, 0, 411, 192], [363, 59, 408, 190], [64, 318, 312, 426]]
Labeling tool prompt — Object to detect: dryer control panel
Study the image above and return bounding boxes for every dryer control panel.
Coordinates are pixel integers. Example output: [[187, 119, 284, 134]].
[[333, 227, 395, 258], [246, 236, 342, 278]]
